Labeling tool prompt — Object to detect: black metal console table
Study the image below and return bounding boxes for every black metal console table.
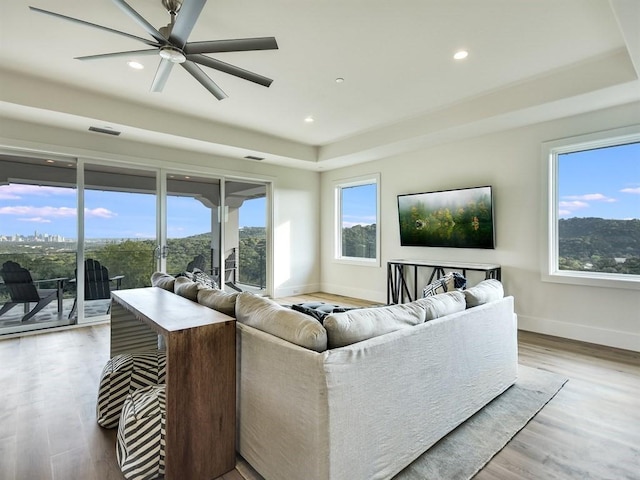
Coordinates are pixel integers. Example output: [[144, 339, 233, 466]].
[[387, 259, 501, 304]]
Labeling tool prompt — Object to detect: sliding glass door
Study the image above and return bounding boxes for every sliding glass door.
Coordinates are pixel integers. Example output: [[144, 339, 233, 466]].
[[79, 163, 158, 323], [0, 154, 77, 334], [224, 180, 268, 294], [165, 173, 221, 283]]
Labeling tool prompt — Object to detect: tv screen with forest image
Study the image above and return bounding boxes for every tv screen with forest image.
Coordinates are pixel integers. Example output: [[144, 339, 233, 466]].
[[397, 186, 495, 249]]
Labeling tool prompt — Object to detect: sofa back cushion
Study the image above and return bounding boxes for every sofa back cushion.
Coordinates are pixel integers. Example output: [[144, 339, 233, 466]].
[[150, 272, 175, 292], [324, 303, 426, 349], [414, 291, 466, 320], [235, 292, 328, 352], [197, 287, 238, 317], [464, 279, 504, 307], [173, 276, 200, 302]]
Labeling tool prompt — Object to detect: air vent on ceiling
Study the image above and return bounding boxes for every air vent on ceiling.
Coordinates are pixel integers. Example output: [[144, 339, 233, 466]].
[[89, 126, 121, 136], [244, 155, 265, 161]]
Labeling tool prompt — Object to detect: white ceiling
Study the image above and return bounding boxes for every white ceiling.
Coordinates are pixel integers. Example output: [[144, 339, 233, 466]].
[[0, 0, 639, 170]]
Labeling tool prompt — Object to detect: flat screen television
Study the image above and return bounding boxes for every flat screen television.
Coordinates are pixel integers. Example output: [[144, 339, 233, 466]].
[[397, 185, 495, 249]]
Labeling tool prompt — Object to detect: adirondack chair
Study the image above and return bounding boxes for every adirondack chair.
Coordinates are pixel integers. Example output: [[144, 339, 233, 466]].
[[224, 248, 242, 292], [0, 261, 59, 322], [186, 254, 206, 273], [68, 259, 124, 318]]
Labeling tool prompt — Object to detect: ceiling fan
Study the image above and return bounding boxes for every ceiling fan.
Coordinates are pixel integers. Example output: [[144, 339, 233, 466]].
[[29, 0, 278, 100]]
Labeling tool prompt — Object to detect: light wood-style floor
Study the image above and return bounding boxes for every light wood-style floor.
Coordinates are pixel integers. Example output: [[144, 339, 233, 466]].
[[0, 292, 638, 480]]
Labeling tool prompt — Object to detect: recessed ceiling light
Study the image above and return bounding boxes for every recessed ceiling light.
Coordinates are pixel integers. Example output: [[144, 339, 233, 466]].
[[453, 50, 469, 60], [127, 61, 144, 70], [304, 116, 314, 123], [335, 77, 344, 83]]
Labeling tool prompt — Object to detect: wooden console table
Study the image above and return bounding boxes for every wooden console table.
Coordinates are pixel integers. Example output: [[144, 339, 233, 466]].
[[110, 287, 236, 480], [387, 259, 501, 304]]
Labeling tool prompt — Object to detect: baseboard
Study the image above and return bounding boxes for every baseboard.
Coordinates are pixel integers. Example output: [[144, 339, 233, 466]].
[[273, 283, 321, 298], [518, 314, 640, 352]]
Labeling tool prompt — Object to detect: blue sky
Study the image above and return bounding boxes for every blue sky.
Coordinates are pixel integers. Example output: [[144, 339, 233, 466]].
[[342, 184, 377, 228], [0, 186, 266, 239], [558, 142, 639, 220]]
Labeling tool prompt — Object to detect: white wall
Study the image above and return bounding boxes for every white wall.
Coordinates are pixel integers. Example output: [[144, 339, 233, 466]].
[[0, 117, 322, 298], [320, 102, 640, 352]]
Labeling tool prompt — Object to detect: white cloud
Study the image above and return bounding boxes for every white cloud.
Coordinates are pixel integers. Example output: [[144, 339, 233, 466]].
[[86, 207, 116, 219], [562, 193, 616, 203], [0, 205, 116, 219], [620, 187, 640, 194], [0, 206, 76, 217], [0, 184, 75, 199], [558, 192, 619, 216], [343, 214, 376, 227], [0, 191, 21, 200], [19, 217, 52, 223], [558, 200, 589, 209]]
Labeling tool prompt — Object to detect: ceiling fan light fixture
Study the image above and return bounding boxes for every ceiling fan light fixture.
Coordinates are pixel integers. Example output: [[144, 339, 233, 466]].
[[159, 46, 186, 63]]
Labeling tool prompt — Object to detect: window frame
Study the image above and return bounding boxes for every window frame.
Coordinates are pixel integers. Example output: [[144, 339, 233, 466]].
[[541, 125, 640, 290], [333, 173, 381, 267]]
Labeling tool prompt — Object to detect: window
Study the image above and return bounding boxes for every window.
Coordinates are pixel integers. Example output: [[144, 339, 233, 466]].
[[543, 126, 640, 289], [334, 174, 380, 265]]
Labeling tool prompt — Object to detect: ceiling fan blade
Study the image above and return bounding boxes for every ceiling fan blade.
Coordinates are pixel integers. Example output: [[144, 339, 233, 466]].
[[111, 0, 167, 44], [185, 37, 278, 55], [182, 61, 228, 100], [151, 59, 175, 92], [29, 6, 161, 48], [170, 0, 207, 48], [76, 49, 158, 61], [188, 54, 273, 87]]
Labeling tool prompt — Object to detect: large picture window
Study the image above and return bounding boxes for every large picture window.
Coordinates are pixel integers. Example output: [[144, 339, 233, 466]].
[[543, 127, 640, 289], [334, 174, 380, 265]]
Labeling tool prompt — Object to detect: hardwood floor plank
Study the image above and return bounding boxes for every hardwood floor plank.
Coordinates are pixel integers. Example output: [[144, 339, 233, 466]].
[[0, 435, 17, 480], [51, 447, 99, 480]]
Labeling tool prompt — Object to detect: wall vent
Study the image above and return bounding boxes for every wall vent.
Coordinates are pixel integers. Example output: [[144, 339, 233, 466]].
[[89, 126, 121, 136], [244, 155, 265, 161]]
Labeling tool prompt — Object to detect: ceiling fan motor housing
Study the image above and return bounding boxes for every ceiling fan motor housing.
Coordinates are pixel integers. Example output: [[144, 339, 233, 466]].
[[162, 0, 182, 15], [159, 45, 186, 63]]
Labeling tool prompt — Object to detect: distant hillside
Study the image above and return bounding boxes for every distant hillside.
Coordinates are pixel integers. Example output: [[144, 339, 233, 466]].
[[559, 218, 639, 257], [558, 217, 640, 274], [239, 227, 266, 239]]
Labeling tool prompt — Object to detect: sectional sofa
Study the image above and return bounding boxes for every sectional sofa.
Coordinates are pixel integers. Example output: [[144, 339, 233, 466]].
[[150, 273, 518, 480]]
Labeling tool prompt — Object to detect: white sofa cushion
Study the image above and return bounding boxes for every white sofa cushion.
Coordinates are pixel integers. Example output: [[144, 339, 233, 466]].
[[173, 276, 200, 301], [150, 272, 175, 292], [414, 290, 466, 320], [464, 279, 504, 307], [236, 292, 328, 352], [197, 287, 238, 317], [323, 303, 426, 349]]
